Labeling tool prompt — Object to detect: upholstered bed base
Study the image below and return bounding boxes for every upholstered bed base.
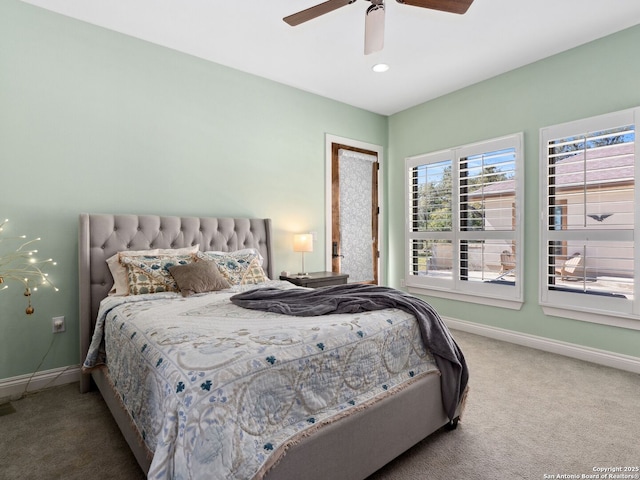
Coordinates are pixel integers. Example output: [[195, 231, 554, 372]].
[[90, 366, 448, 480], [263, 372, 449, 480], [78, 214, 455, 479]]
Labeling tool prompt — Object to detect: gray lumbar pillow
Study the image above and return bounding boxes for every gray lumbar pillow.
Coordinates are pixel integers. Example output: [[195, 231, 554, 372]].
[[169, 260, 231, 297]]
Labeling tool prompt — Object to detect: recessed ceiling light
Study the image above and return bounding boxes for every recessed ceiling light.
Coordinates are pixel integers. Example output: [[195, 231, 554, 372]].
[[372, 63, 389, 73]]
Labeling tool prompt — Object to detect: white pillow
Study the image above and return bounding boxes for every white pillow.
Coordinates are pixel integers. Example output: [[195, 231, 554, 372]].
[[107, 245, 199, 296]]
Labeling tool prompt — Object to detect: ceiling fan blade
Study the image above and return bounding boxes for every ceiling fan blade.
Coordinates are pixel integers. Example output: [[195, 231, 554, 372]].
[[284, 0, 356, 26], [396, 0, 473, 14], [364, 2, 385, 55]]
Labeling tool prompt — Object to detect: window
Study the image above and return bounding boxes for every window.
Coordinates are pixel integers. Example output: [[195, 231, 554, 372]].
[[540, 107, 639, 329], [405, 133, 523, 308]]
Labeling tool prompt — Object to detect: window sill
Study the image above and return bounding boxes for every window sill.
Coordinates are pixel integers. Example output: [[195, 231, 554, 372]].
[[407, 285, 523, 311], [541, 305, 640, 331]]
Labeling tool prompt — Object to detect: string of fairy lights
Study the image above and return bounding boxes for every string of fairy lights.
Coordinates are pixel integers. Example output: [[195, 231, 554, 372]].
[[0, 219, 58, 314]]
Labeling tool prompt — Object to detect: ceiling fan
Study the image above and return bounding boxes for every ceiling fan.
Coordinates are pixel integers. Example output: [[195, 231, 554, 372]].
[[283, 0, 474, 55]]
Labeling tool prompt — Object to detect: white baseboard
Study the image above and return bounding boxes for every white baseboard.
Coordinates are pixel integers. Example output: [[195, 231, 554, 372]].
[[444, 317, 640, 375], [0, 365, 80, 402]]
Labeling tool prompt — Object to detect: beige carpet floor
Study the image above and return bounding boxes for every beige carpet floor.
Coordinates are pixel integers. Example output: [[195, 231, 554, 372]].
[[1, 330, 638, 480]]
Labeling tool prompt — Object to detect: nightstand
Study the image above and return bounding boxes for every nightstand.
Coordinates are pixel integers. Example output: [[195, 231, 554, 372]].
[[279, 271, 349, 288]]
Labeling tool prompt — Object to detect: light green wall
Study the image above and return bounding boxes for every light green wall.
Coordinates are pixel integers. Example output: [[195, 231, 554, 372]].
[[0, 1, 388, 380], [388, 25, 640, 358], [2, 1, 638, 383]]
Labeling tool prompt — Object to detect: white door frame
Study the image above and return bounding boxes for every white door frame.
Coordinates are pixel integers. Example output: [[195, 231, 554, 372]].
[[325, 133, 385, 284]]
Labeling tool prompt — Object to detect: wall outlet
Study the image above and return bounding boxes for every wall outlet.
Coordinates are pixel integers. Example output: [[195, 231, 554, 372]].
[[52, 316, 65, 334]]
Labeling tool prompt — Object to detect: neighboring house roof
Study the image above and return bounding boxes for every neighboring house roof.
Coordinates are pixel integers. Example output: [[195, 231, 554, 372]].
[[468, 142, 634, 199], [553, 142, 634, 188], [468, 180, 514, 198]]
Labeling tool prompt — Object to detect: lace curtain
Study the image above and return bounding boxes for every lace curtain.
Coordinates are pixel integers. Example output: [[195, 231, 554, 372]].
[[338, 149, 376, 283]]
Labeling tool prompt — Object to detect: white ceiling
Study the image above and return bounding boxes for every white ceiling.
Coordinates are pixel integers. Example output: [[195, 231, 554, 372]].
[[22, 0, 640, 115]]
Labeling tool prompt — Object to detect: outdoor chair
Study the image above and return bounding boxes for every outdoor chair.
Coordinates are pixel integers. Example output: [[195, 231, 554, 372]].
[[556, 254, 583, 280], [500, 250, 516, 275]]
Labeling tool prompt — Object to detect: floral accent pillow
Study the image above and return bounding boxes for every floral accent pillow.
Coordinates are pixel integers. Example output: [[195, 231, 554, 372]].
[[204, 248, 265, 266], [239, 257, 269, 285], [121, 254, 194, 295], [107, 245, 199, 296], [196, 250, 268, 285]]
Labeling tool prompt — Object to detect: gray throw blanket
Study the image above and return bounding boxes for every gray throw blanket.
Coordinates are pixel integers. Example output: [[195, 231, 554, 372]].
[[231, 283, 468, 421]]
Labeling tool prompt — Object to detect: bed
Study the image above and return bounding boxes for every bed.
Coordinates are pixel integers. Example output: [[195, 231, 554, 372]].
[[79, 213, 467, 480]]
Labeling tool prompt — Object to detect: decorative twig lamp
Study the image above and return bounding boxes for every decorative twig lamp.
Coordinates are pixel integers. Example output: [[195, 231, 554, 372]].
[[0, 219, 57, 314], [293, 233, 313, 277]]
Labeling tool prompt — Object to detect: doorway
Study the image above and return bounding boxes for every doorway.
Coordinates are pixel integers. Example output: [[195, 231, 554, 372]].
[[326, 135, 382, 285]]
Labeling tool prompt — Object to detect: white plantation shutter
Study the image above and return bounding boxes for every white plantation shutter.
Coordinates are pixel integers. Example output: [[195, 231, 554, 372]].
[[540, 107, 640, 328], [408, 154, 453, 279], [458, 143, 518, 286], [459, 148, 517, 233], [406, 133, 523, 308]]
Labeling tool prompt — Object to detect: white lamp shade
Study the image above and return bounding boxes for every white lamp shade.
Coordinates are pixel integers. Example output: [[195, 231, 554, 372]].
[[293, 234, 313, 253], [364, 4, 384, 55]]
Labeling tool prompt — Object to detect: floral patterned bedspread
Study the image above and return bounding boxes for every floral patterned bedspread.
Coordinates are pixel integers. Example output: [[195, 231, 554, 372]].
[[83, 281, 438, 480]]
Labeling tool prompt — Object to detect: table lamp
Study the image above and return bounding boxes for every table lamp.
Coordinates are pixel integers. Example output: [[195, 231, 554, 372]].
[[293, 233, 313, 277]]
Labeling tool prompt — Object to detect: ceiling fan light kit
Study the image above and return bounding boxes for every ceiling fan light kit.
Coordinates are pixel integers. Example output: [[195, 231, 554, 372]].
[[364, 0, 385, 54], [283, 0, 474, 54]]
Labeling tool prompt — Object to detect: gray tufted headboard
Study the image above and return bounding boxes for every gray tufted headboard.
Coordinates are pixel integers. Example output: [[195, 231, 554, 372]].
[[78, 214, 273, 390]]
